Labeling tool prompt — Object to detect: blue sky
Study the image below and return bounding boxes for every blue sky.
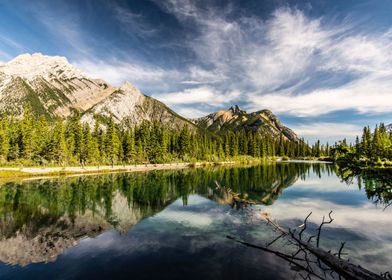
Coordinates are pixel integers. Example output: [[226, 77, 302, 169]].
[[1, 0, 392, 144]]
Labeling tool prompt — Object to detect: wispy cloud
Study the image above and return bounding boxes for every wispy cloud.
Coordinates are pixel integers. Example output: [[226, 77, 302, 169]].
[[290, 122, 362, 143], [0, 35, 23, 62], [172, 106, 212, 119], [154, 86, 241, 107], [248, 74, 392, 116], [113, 5, 158, 39], [74, 59, 180, 89], [29, 2, 93, 57], [152, 2, 392, 118], [0, 34, 24, 50]]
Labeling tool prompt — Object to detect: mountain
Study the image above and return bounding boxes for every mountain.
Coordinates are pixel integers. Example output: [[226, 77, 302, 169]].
[[81, 81, 195, 130], [0, 53, 197, 130], [0, 53, 299, 139], [0, 53, 114, 118], [192, 105, 299, 141]]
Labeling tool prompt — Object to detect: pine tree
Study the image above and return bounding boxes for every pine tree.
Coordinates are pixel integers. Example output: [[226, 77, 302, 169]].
[[105, 116, 121, 167], [178, 125, 191, 159]]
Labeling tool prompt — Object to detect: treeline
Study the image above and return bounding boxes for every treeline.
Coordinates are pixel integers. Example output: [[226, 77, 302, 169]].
[[0, 109, 315, 166], [331, 123, 392, 166]]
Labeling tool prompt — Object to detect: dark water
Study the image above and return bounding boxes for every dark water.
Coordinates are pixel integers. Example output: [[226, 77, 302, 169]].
[[0, 163, 390, 279]]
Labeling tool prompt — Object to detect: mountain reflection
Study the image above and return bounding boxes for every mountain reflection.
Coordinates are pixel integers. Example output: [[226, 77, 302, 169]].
[[0, 163, 322, 266]]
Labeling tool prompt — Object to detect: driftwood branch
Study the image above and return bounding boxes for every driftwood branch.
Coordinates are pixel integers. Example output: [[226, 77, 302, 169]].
[[227, 235, 325, 280], [299, 212, 312, 240], [264, 215, 386, 280], [316, 211, 334, 247]]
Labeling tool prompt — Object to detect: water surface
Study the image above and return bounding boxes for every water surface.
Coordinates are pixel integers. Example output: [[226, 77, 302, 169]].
[[0, 163, 390, 279]]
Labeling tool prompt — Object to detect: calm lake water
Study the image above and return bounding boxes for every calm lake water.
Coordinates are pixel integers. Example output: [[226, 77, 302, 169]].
[[0, 163, 390, 279]]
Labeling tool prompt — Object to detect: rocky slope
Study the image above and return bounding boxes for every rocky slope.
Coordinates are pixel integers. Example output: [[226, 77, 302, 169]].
[[0, 53, 197, 130], [81, 81, 196, 130], [192, 105, 299, 141], [0, 53, 114, 118]]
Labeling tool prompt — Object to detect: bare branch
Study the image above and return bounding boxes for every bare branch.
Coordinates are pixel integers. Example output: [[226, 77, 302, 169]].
[[316, 211, 334, 247], [338, 242, 345, 259], [299, 212, 312, 240]]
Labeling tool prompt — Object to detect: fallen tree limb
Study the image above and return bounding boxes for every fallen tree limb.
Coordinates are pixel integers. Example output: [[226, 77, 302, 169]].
[[264, 216, 386, 280]]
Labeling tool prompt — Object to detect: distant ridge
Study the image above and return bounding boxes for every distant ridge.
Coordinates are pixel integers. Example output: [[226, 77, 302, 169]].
[[192, 105, 299, 141]]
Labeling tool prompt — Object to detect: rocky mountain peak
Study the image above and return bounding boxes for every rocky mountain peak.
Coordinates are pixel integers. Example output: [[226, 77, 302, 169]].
[[120, 81, 143, 97], [193, 105, 299, 142], [229, 105, 246, 115], [0, 52, 86, 81]]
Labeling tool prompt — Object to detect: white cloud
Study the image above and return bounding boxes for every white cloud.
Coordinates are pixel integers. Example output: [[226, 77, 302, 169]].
[[290, 122, 362, 139], [154, 86, 241, 107], [172, 106, 211, 119], [248, 73, 392, 116], [74, 59, 179, 87], [244, 8, 333, 91], [153, 3, 392, 117], [186, 66, 226, 84]]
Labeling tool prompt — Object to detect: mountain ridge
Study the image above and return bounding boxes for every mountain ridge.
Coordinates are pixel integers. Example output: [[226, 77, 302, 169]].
[[0, 53, 299, 140], [192, 105, 299, 142]]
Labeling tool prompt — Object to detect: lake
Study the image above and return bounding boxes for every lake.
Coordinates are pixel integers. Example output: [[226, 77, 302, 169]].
[[0, 162, 390, 279]]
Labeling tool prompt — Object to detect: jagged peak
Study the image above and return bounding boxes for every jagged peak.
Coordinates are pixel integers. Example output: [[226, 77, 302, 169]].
[[119, 81, 143, 96], [257, 109, 275, 117], [229, 105, 246, 115]]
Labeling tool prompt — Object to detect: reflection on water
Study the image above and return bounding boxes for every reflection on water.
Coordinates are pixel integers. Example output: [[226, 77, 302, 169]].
[[0, 162, 390, 280], [336, 166, 392, 208]]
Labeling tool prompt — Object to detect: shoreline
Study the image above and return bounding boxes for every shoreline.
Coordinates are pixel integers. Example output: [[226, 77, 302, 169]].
[[0, 161, 241, 182], [0, 159, 332, 182]]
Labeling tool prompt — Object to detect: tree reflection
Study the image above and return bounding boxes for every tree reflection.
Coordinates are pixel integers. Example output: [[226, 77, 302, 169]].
[[336, 165, 392, 208], [0, 163, 319, 265]]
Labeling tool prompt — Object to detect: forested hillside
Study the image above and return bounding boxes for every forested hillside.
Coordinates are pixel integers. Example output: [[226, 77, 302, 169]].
[[0, 108, 314, 166]]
